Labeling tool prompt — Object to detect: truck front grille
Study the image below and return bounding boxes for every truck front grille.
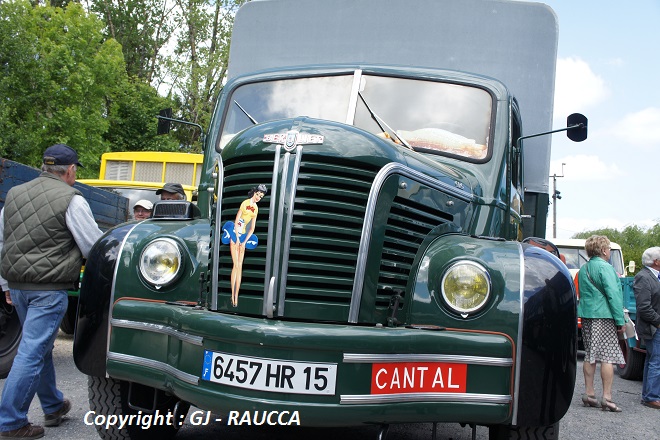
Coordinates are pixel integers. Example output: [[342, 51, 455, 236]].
[[285, 157, 376, 306], [217, 151, 454, 324], [376, 197, 452, 310]]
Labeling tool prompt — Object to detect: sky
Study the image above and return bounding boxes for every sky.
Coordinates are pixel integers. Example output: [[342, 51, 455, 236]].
[[539, 0, 660, 238]]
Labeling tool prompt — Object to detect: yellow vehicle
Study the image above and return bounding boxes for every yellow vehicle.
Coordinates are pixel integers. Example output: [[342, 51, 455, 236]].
[[79, 152, 203, 215]]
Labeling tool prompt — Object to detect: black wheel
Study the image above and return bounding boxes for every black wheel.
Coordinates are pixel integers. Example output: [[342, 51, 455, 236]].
[[0, 296, 22, 379], [59, 296, 78, 335], [88, 376, 190, 440], [616, 339, 645, 380], [489, 422, 559, 440]]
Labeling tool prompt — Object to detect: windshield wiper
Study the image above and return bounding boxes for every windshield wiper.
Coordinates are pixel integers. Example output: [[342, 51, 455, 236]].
[[234, 100, 258, 125], [357, 91, 413, 151]]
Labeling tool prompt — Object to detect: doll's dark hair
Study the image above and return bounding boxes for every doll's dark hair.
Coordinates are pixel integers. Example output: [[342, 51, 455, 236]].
[[248, 184, 268, 198]]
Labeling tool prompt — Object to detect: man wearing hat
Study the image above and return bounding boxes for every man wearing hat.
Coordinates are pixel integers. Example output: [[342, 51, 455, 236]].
[[156, 182, 186, 200], [0, 144, 102, 438], [133, 199, 154, 220]]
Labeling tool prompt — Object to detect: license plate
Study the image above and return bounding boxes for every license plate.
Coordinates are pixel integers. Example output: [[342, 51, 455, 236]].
[[371, 362, 467, 394], [201, 350, 337, 395]]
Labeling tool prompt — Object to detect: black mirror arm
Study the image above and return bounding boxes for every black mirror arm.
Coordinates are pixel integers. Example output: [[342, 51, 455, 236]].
[[515, 123, 585, 151], [156, 115, 206, 148]]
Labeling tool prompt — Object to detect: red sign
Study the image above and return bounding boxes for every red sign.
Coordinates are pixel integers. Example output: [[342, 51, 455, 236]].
[[371, 362, 467, 394]]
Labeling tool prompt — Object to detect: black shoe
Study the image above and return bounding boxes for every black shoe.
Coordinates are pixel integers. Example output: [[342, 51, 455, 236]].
[[44, 398, 71, 427], [0, 424, 44, 439]]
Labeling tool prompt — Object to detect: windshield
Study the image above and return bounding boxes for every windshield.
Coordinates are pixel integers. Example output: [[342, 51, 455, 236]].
[[557, 246, 625, 276], [96, 187, 160, 220], [218, 71, 493, 161]]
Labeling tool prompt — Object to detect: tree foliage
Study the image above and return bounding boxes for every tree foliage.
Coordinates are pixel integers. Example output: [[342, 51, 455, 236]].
[[89, 0, 174, 82], [0, 1, 123, 175], [88, 0, 249, 151], [0, 0, 180, 177], [573, 223, 660, 275], [0, 0, 246, 174]]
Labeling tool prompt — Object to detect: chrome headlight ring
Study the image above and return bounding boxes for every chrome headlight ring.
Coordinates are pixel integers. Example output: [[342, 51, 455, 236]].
[[441, 260, 491, 316], [139, 238, 183, 289]]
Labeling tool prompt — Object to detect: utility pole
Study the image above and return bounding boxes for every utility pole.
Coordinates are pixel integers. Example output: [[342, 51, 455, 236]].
[[551, 163, 565, 238]]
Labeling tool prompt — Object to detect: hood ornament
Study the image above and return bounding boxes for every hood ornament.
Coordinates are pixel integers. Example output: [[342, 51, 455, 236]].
[[264, 130, 324, 152]]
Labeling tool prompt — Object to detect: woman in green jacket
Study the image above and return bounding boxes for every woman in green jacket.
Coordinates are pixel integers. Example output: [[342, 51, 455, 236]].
[[577, 235, 626, 412]]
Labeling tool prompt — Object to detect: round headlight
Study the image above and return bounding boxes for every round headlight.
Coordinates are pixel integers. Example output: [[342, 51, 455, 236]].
[[139, 238, 182, 288], [441, 261, 491, 314]]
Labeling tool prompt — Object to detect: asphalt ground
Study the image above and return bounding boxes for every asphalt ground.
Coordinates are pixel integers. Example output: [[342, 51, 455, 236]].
[[0, 331, 657, 439]]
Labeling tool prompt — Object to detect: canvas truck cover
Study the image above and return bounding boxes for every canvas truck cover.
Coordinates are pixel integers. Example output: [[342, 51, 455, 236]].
[[0, 158, 128, 230], [227, 0, 558, 195]]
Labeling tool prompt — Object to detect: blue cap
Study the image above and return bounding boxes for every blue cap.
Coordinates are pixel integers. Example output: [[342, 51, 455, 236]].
[[43, 144, 84, 168]]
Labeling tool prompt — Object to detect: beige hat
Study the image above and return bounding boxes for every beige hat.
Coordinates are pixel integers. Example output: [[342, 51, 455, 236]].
[[134, 199, 154, 210]]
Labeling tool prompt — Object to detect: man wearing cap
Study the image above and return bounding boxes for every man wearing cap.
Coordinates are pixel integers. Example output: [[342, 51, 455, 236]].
[[0, 144, 103, 439], [133, 199, 153, 220], [156, 182, 186, 200]]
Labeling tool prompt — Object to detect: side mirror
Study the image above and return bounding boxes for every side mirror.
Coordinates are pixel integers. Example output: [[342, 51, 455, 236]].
[[567, 113, 588, 142], [157, 108, 173, 135], [516, 113, 588, 149]]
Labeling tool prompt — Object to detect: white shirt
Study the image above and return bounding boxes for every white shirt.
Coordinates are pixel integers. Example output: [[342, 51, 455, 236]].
[[0, 195, 103, 291]]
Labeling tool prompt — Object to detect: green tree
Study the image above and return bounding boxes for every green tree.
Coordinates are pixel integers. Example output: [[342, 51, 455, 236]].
[[103, 79, 180, 153], [0, 1, 126, 177], [88, 0, 249, 151], [90, 0, 174, 82], [574, 223, 660, 275]]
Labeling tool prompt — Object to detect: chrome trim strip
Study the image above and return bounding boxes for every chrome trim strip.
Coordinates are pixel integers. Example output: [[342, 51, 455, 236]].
[[348, 163, 474, 322], [106, 222, 142, 376], [111, 319, 203, 346], [277, 145, 303, 314], [340, 392, 511, 405], [107, 352, 199, 385], [211, 157, 224, 310], [263, 145, 281, 315], [265, 277, 275, 319], [345, 69, 362, 125], [512, 241, 525, 425], [343, 353, 512, 367], [267, 153, 289, 313]]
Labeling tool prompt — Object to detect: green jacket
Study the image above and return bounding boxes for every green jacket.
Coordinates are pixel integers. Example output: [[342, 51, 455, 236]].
[[577, 256, 625, 325], [1, 172, 83, 290]]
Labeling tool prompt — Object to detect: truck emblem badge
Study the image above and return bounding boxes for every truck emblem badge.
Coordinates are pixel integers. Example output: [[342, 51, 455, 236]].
[[264, 131, 324, 152]]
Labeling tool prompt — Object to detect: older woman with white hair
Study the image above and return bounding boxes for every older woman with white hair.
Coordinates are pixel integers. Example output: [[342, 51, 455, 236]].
[[577, 235, 625, 412], [633, 246, 660, 409]]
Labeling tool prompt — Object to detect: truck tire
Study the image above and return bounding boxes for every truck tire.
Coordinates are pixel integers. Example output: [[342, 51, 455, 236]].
[[489, 422, 559, 440], [88, 376, 189, 440], [59, 296, 78, 335], [0, 297, 21, 379], [616, 339, 645, 381]]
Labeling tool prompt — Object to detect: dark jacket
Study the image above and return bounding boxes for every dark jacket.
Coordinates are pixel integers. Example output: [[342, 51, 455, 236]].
[[633, 266, 660, 340]]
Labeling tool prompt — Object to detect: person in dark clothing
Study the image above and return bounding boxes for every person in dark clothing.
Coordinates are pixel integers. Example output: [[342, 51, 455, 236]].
[[0, 144, 103, 439], [633, 247, 660, 409]]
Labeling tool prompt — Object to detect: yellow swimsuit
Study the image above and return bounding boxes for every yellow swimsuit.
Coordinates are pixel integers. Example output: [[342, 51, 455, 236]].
[[236, 199, 258, 234]]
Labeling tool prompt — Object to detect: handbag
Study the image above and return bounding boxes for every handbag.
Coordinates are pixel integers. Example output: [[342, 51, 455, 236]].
[[622, 309, 637, 339], [584, 265, 637, 340]]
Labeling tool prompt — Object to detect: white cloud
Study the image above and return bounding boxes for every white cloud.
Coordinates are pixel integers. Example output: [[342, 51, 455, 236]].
[[554, 57, 609, 119], [610, 107, 660, 147], [549, 154, 622, 181]]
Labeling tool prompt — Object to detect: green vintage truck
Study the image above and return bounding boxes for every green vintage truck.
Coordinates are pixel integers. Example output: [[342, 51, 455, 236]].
[[73, 1, 586, 439]]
